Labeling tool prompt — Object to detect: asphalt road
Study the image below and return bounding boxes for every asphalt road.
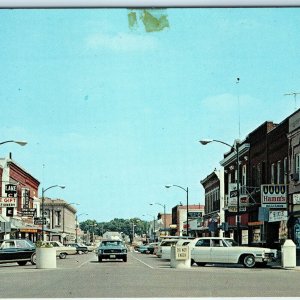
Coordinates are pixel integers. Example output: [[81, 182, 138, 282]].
[[0, 251, 299, 298]]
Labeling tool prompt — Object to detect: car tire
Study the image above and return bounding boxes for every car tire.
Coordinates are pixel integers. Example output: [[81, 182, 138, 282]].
[[243, 254, 256, 268], [17, 261, 27, 266], [59, 253, 67, 259], [98, 256, 102, 262], [123, 256, 127, 262], [31, 253, 37, 265], [78, 250, 83, 255]]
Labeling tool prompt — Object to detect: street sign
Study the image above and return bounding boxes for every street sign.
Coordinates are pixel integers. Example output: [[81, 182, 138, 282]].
[[0, 197, 17, 207], [21, 208, 36, 216], [34, 217, 46, 225]]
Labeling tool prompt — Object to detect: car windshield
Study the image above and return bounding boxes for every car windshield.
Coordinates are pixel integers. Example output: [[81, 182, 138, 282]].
[[102, 241, 123, 246], [223, 239, 238, 247]]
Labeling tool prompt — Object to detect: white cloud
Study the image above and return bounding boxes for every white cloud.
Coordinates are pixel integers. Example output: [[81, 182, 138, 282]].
[[86, 32, 158, 52]]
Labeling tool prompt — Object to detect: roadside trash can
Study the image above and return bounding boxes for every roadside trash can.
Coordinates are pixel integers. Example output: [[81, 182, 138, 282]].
[[281, 239, 296, 268], [170, 244, 191, 269]]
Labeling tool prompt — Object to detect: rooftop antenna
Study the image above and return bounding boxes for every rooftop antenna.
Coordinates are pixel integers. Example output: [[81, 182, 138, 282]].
[[284, 92, 300, 111], [236, 77, 241, 139]]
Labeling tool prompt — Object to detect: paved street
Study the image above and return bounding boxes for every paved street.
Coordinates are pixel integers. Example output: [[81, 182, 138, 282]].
[[0, 251, 299, 298]]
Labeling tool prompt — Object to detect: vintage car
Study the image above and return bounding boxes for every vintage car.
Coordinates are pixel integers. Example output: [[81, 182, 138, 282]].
[[148, 242, 159, 254], [137, 244, 150, 254], [67, 243, 88, 254], [190, 237, 277, 268], [44, 241, 77, 259], [156, 238, 193, 260], [97, 239, 127, 262], [0, 239, 36, 266]]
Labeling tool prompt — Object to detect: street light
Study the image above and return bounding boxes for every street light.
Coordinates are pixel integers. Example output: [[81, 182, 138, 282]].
[[142, 214, 156, 242], [199, 138, 241, 245], [41, 185, 65, 241], [75, 213, 88, 243], [0, 140, 27, 146], [165, 185, 189, 236], [150, 203, 166, 235]]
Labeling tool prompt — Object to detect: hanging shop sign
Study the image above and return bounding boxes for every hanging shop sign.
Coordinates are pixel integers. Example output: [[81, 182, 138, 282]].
[[0, 197, 17, 207], [261, 184, 287, 208], [5, 184, 17, 195], [268, 210, 288, 222], [228, 183, 248, 211], [21, 188, 30, 209], [21, 208, 36, 216]]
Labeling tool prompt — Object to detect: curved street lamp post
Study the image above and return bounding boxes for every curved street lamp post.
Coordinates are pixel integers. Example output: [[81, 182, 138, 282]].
[[41, 185, 65, 241], [75, 213, 88, 243], [199, 138, 241, 245], [0, 140, 27, 147], [150, 203, 166, 236], [165, 185, 189, 236], [143, 214, 156, 242]]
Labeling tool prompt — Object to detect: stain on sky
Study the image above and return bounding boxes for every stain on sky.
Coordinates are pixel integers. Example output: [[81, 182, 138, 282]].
[[128, 9, 169, 32]]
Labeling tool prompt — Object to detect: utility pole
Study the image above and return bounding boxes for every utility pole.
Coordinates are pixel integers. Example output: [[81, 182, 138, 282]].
[[284, 92, 300, 111]]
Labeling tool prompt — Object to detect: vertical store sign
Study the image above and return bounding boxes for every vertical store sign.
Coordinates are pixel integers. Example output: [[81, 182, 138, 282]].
[[21, 188, 30, 208]]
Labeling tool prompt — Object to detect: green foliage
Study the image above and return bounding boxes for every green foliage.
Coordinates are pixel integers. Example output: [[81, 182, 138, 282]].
[[79, 218, 149, 238], [35, 240, 53, 248]]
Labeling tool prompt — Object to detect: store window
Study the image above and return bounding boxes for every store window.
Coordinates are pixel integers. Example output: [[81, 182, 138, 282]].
[[277, 161, 281, 184], [271, 163, 275, 184], [284, 157, 288, 184], [295, 153, 300, 177]]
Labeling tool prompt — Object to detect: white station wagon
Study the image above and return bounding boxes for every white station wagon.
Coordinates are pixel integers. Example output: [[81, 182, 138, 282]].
[[190, 237, 277, 268]]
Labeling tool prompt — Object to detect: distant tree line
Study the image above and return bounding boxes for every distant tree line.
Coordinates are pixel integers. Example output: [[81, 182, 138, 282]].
[[79, 218, 149, 239]]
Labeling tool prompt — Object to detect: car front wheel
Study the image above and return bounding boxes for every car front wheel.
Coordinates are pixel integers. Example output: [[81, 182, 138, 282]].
[[31, 253, 37, 265], [243, 254, 256, 268], [123, 256, 127, 262], [59, 253, 67, 259]]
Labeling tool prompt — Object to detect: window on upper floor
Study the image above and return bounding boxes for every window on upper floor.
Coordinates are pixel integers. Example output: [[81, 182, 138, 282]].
[[284, 157, 288, 184], [277, 161, 281, 184], [271, 163, 275, 184], [295, 153, 300, 176]]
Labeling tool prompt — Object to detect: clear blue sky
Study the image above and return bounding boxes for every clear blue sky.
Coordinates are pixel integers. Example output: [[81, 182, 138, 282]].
[[0, 8, 299, 222]]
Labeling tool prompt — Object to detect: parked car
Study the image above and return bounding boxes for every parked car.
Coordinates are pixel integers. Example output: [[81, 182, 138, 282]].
[[67, 243, 88, 254], [97, 239, 127, 262], [190, 237, 277, 268], [0, 239, 36, 266], [137, 244, 150, 254], [44, 241, 77, 259], [156, 239, 181, 259], [148, 242, 159, 254], [84, 243, 96, 252]]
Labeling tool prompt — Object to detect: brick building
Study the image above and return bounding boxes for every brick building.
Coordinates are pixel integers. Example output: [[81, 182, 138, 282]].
[[0, 155, 40, 240]]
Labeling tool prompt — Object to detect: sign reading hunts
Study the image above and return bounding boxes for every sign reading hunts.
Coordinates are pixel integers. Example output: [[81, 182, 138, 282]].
[[261, 185, 287, 208]]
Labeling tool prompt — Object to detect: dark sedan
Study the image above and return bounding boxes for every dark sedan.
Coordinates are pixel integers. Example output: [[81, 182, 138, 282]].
[[0, 239, 36, 266], [67, 243, 88, 254]]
